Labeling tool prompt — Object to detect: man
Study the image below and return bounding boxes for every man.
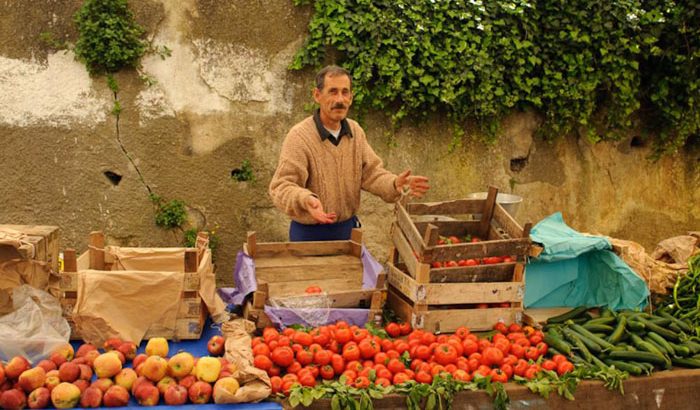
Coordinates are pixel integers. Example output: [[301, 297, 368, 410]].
[[269, 65, 430, 241]]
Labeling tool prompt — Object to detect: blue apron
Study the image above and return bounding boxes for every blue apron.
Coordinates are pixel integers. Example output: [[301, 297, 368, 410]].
[[289, 216, 360, 241]]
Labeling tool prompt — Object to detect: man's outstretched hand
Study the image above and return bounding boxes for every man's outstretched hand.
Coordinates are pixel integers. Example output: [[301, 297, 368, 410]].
[[305, 196, 337, 224], [396, 170, 430, 198]]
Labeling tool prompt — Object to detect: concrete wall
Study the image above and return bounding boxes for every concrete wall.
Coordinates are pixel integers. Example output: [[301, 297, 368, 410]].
[[2, 0, 698, 285]]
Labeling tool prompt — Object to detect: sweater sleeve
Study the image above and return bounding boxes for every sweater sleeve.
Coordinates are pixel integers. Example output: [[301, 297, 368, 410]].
[[268, 132, 315, 220], [359, 130, 401, 203]]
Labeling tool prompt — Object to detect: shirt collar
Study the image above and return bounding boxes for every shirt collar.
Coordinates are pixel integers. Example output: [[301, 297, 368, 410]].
[[313, 109, 353, 143]]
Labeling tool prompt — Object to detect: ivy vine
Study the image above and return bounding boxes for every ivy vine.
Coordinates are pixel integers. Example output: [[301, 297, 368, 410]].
[[291, 0, 699, 157]]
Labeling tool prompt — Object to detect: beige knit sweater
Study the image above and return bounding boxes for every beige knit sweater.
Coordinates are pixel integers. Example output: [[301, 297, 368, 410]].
[[269, 115, 400, 225]]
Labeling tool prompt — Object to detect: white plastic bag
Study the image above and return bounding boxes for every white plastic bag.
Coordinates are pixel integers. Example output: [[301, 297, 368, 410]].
[[0, 285, 70, 364]]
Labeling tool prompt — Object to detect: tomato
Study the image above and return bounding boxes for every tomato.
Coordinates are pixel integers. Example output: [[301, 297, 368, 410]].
[[327, 339, 339, 354], [461, 339, 479, 356], [277, 336, 291, 347], [494, 339, 511, 355], [445, 260, 459, 268], [551, 354, 568, 365], [514, 359, 528, 377], [476, 365, 491, 377], [314, 349, 332, 366], [541, 359, 557, 372], [456, 357, 469, 371], [311, 329, 330, 347], [399, 322, 412, 335], [263, 327, 279, 343], [346, 360, 363, 373], [432, 261, 443, 268], [490, 368, 508, 383], [557, 361, 574, 376], [444, 364, 457, 374], [394, 341, 409, 355], [296, 349, 313, 366], [282, 373, 299, 383], [305, 285, 322, 294], [287, 361, 302, 375], [281, 380, 298, 396], [524, 346, 540, 361], [341, 370, 357, 383], [507, 323, 522, 334], [334, 328, 352, 344], [299, 372, 316, 387], [387, 358, 405, 374], [421, 332, 437, 345], [503, 354, 518, 366], [453, 369, 472, 382], [251, 336, 263, 347], [252, 343, 270, 357], [502, 256, 514, 263], [457, 259, 469, 266], [331, 354, 345, 375], [268, 364, 281, 377], [434, 343, 458, 365], [270, 376, 282, 394], [529, 334, 543, 345], [270, 346, 294, 368], [478, 339, 492, 352], [467, 358, 480, 372], [414, 345, 431, 360], [253, 354, 272, 371], [380, 339, 394, 352], [430, 365, 446, 377], [454, 326, 471, 340], [352, 328, 370, 343], [377, 368, 393, 380], [354, 376, 370, 389], [375, 377, 391, 388], [415, 370, 433, 384], [437, 334, 448, 343], [493, 322, 508, 334], [535, 342, 548, 357], [482, 347, 504, 367], [385, 322, 401, 338], [447, 337, 464, 356], [358, 339, 380, 359], [509, 343, 525, 359], [320, 364, 335, 380], [393, 372, 411, 384], [514, 338, 531, 348], [524, 366, 538, 380], [342, 344, 361, 362], [471, 237, 481, 243], [506, 332, 526, 341]]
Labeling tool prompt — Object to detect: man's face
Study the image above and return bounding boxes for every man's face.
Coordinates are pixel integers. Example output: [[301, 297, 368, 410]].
[[314, 74, 353, 126]]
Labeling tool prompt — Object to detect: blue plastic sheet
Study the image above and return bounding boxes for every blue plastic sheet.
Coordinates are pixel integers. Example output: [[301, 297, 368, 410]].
[[524, 212, 649, 310]]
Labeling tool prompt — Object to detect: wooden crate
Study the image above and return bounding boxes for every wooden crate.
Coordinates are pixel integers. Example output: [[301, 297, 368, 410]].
[[61, 231, 209, 340], [243, 229, 386, 329], [0, 224, 60, 273], [386, 187, 531, 332]]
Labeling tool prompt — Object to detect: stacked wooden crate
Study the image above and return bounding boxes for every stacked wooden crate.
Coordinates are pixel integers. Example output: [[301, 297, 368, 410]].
[[243, 229, 385, 330], [59, 231, 209, 340], [0, 224, 60, 272], [387, 187, 531, 332]]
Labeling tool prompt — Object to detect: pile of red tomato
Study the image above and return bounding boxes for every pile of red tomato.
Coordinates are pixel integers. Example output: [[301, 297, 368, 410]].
[[251, 320, 574, 395]]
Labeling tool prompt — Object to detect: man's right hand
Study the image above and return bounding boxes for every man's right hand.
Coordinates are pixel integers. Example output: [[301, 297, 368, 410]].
[[305, 196, 337, 224]]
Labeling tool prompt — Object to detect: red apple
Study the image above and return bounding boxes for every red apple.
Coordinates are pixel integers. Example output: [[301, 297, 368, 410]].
[[103, 337, 123, 352], [207, 335, 225, 356], [178, 374, 196, 390], [50, 382, 81, 408], [36, 360, 57, 373], [80, 386, 103, 408], [4, 357, 30, 380], [50, 344, 75, 362], [18, 367, 46, 393], [0, 389, 27, 410], [102, 385, 129, 407], [27, 386, 50, 409], [130, 376, 152, 396], [117, 342, 137, 361], [114, 368, 138, 391], [90, 378, 113, 394], [132, 353, 148, 369], [82, 350, 100, 367], [164, 384, 188, 405], [58, 362, 80, 383], [48, 352, 67, 368], [75, 343, 97, 358], [134, 383, 160, 406], [188, 381, 212, 404], [73, 379, 90, 393]]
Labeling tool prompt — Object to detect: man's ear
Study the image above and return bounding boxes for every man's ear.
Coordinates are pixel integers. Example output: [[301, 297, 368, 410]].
[[312, 87, 321, 104]]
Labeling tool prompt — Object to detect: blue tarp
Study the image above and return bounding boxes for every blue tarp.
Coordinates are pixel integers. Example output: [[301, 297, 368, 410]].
[[524, 212, 649, 310]]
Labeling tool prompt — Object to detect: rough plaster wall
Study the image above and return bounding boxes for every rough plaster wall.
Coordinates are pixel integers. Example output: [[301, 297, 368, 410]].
[[1, 0, 698, 286]]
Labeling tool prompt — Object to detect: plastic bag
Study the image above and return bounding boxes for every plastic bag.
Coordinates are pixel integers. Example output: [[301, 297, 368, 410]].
[[0, 285, 70, 364], [268, 293, 331, 328]]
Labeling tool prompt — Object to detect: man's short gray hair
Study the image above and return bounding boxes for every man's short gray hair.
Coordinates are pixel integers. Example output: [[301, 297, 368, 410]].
[[315, 65, 353, 90]]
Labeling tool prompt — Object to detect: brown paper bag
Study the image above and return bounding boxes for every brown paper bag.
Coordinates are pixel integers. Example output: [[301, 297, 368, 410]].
[[217, 319, 271, 404], [71, 270, 184, 345]]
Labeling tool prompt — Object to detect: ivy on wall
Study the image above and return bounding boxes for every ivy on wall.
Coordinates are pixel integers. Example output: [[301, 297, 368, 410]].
[[291, 0, 699, 157]]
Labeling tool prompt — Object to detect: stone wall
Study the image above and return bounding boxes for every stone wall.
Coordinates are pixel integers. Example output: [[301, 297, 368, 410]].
[[1, 0, 698, 285]]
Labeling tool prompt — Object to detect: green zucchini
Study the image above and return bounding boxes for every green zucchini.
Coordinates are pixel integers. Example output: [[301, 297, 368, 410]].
[[669, 342, 691, 357], [583, 323, 615, 333], [568, 322, 615, 350], [608, 350, 669, 368], [546, 306, 589, 324], [607, 315, 627, 344], [647, 332, 675, 355], [562, 327, 594, 363], [585, 316, 617, 326], [635, 317, 680, 342], [544, 328, 573, 356], [604, 359, 643, 376], [671, 357, 700, 368], [657, 310, 693, 333]]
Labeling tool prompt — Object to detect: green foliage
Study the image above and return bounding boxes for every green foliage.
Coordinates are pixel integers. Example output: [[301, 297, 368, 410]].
[[149, 193, 187, 229], [231, 160, 255, 182], [74, 0, 146, 75], [291, 0, 699, 155]]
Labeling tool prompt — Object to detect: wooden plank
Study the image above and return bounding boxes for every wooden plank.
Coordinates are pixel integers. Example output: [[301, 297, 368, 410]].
[[370, 291, 384, 310], [326, 290, 376, 308], [431, 237, 531, 261], [492, 202, 525, 238], [428, 263, 515, 283], [386, 285, 418, 328], [255, 241, 351, 257], [254, 253, 361, 269], [184, 250, 198, 272], [425, 281, 521, 305], [387, 263, 423, 302], [422, 224, 439, 261], [255, 262, 363, 283], [407, 199, 486, 215], [396, 203, 426, 256], [88, 231, 104, 270], [414, 220, 481, 238], [246, 231, 256, 257], [523, 307, 573, 325], [376, 273, 386, 289], [267, 278, 362, 298], [478, 186, 498, 239], [64, 248, 77, 272], [421, 307, 519, 333], [391, 223, 420, 279]]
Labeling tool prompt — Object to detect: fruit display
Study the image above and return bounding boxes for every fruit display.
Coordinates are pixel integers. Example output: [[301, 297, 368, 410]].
[[0, 335, 235, 409]]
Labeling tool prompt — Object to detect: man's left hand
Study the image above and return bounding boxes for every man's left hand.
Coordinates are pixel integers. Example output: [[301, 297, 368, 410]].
[[396, 170, 430, 198]]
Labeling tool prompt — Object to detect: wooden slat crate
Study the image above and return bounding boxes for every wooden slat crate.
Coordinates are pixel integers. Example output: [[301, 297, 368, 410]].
[[0, 224, 60, 273], [386, 187, 532, 332], [61, 231, 209, 341], [243, 229, 386, 330]]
